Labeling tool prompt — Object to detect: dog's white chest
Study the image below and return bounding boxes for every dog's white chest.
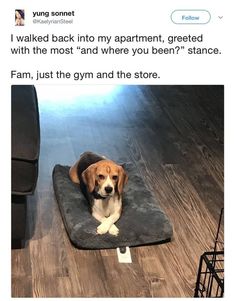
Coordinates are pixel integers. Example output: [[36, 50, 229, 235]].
[[92, 197, 120, 217]]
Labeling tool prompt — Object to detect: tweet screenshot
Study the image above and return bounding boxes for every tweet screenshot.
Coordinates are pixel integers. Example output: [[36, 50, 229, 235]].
[[1, 0, 231, 299]]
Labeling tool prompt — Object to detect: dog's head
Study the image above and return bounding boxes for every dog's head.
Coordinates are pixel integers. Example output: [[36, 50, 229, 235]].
[[82, 160, 128, 198]]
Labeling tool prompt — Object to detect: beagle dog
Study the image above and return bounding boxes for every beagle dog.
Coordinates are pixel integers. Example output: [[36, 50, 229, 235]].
[[69, 152, 128, 236]]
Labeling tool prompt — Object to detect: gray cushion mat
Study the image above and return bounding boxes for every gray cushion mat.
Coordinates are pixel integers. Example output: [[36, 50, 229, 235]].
[[52, 164, 173, 249]]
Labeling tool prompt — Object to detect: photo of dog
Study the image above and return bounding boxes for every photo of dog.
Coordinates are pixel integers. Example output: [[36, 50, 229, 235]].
[[69, 151, 128, 236]]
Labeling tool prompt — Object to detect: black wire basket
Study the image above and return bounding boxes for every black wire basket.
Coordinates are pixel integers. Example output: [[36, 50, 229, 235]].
[[194, 208, 224, 297]]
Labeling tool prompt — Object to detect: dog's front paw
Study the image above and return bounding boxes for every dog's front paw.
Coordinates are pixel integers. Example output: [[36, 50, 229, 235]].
[[109, 224, 119, 236], [97, 223, 110, 235]]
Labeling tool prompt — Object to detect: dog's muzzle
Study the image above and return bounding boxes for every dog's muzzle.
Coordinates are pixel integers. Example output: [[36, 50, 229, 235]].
[[105, 186, 113, 194]]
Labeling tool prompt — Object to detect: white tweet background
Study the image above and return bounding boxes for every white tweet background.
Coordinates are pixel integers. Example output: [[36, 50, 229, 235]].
[[0, 0, 234, 299], [8, 0, 225, 84]]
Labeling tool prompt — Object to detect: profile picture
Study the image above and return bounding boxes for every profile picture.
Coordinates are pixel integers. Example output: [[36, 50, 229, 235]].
[[15, 9, 25, 26]]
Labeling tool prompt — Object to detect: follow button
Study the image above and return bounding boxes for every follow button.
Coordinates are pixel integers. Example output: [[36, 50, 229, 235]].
[[171, 10, 211, 24]]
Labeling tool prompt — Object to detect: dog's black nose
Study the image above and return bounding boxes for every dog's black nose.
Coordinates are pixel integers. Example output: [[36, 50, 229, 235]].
[[105, 186, 113, 194]]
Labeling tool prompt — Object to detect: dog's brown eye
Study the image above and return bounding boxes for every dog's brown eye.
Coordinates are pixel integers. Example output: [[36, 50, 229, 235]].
[[112, 175, 118, 181], [98, 174, 105, 180]]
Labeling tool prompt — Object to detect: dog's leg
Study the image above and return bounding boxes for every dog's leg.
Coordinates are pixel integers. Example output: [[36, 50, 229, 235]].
[[92, 211, 107, 224], [69, 161, 80, 184], [96, 211, 121, 236], [108, 197, 122, 235], [92, 211, 119, 236], [108, 224, 119, 236], [92, 196, 122, 236]]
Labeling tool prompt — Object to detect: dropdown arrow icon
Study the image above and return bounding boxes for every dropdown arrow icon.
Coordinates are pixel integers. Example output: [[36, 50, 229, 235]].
[[218, 16, 223, 19]]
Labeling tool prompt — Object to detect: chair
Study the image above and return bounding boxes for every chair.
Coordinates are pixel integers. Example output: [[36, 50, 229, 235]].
[[11, 85, 40, 248]]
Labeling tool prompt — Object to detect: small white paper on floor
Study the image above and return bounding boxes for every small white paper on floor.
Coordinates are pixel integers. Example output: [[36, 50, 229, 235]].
[[117, 247, 132, 263]]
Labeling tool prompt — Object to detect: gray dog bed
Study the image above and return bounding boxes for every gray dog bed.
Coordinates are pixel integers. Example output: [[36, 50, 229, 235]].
[[52, 163, 173, 249]]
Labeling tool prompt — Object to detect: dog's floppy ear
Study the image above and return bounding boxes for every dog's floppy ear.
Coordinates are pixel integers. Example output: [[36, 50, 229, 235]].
[[82, 164, 97, 193], [117, 166, 128, 196]]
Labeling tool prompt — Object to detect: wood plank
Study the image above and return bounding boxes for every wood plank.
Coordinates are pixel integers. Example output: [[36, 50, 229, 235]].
[[99, 248, 151, 297], [149, 86, 224, 187], [11, 248, 31, 278], [12, 276, 32, 297], [72, 249, 111, 297], [29, 189, 69, 278]]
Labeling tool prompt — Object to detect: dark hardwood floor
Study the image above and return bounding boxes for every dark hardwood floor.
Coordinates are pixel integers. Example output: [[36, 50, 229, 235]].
[[11, 85, 224, 297]]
